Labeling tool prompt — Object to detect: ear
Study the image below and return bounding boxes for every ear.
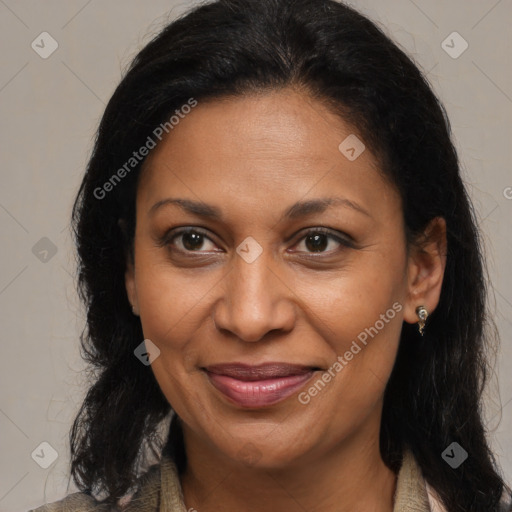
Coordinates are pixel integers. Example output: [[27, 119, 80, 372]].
[[119, 218, 139, 316], [403, 217, 447, 325], [125, 258, 139, 316]]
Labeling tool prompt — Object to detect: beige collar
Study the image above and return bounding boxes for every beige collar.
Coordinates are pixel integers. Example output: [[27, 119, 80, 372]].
[[34, 449, 442, 511], [394, 449, 446, 511], [151, 449, 441, 512]]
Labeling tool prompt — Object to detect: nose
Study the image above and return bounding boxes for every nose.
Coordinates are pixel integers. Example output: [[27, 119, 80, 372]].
[[212, 253, 296, 342]]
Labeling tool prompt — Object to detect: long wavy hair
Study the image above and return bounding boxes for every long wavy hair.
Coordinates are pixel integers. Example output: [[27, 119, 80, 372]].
[[69, 0, 511, 509]]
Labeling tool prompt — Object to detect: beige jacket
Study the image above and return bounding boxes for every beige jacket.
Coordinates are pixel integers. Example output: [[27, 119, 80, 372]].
[[29, 449, 446, 512]]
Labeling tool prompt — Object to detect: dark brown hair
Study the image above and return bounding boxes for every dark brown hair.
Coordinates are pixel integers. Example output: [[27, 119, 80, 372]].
[[69, 0, 510, 509]]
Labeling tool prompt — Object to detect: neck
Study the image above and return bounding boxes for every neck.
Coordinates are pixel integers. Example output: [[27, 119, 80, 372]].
[[180, 422, 396, 512]]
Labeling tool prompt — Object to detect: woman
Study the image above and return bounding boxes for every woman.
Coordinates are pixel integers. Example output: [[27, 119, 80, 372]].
[[30, 0, 511, 510]]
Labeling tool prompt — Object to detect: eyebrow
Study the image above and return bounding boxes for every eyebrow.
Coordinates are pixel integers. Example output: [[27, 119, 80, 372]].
[[149, 198, 222, 219], [284, 197, 371, 219], [148, 196, 371, 220]]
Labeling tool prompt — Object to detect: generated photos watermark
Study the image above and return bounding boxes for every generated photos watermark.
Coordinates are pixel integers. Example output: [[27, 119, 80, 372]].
[[93, 98, 198, 200], [298, 301, 403, 405]]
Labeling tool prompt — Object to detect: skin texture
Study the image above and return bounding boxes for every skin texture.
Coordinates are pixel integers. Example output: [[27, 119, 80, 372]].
[[125, 87, 447, 512]]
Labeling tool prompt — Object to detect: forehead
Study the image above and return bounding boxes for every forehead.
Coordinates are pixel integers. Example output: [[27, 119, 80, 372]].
[[137, 89, 399, 220]]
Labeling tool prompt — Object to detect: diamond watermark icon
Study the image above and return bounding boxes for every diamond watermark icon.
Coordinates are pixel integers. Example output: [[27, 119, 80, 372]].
[[31, 441, 58, 469], [441, 442, 468, 468], [134, 339, 161, 366], [237, 442, 262, 466], [32, 237, 58, 263], [236, 236, 263, 264], [31, 32, 59, 59], [338, 134, 365, 161], [441, 32, 468, 59]]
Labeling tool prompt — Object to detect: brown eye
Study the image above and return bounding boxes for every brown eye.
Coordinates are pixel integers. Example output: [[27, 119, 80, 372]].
[[166, 228, 219, 252], [304, 233, 329, 252], [293, 228, 353, 254], [182, 231, 206, 251]]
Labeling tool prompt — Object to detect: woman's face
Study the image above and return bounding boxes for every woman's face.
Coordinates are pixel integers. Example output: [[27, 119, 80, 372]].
[[126, 88, 438, 469]]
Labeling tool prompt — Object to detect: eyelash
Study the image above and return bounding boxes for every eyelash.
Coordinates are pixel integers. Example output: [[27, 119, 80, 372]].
[[161, 227, 354, 255]]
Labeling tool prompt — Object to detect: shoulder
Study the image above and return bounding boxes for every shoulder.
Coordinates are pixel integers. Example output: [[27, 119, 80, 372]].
[[28, 462, 163, 512], [28, 491, 116, 511]]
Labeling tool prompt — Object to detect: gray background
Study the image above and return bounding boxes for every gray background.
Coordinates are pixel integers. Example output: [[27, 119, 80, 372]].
[[0, 1, 510, 510]]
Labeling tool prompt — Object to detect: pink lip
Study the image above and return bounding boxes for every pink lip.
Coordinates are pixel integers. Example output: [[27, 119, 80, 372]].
[[203, 363, 318, 408]]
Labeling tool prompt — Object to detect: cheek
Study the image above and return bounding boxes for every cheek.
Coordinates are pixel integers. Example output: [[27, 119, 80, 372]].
[[292, 253, 405, 411], [133, 263, 237, 414], [298, 299, 403, 446], [133, 259, 215, 418], [292, 259, 405, 349], [134, 255, 216, 356]]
